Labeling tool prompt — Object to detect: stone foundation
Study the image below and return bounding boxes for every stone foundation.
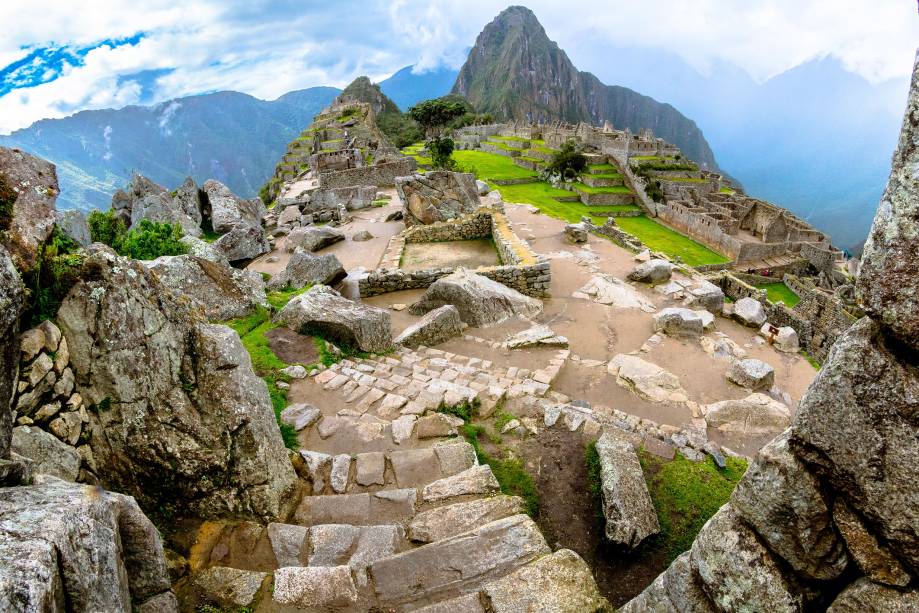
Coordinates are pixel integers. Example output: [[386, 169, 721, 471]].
[[318, 159, 417, 189]]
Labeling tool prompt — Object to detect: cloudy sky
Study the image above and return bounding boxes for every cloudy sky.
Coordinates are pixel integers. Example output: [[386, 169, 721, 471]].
[[1, 0, 916, 134]]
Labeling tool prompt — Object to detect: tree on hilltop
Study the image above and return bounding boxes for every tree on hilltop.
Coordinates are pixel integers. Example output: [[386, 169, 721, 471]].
[[408, 99, 467, 169]]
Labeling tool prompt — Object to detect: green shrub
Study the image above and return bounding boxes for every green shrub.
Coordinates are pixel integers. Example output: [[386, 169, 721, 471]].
[[87, 209, 127, 246], [0, 173, 16, 231], [22, 227, 84, 325], [428, 136, 456, 169], [116, 220, 187, 260], [543, 139, 586, 180]]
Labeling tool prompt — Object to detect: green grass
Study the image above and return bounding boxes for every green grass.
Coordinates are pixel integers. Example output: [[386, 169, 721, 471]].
[[462, 423, 539, 517], [452, 150, 539, 181], [801, 351, 821, 370], [533, 145, 559, 155], [639, 450, 747, 563], [493, 410, 517, 431], [266, 285, 312, 310], [587, 163, 616, 172], [755, 282, 801, 307], [615, 216, 731, 267], [719, 186, 736, 194], [586, 173, 623, 180], [572, 182, 632, 194]]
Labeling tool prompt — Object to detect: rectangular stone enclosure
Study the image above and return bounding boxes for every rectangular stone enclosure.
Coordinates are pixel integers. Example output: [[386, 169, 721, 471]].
[[359, 208, 551, 297]]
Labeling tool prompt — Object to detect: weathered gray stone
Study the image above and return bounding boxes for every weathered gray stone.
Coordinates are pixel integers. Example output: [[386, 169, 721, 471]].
[[732, 429, 847, 580], [355, 451, 385, 486], [285, 224, 345, 252], [732, 297, 767, 327], [299, 450, 332, 493], [414, 412, 458, 439], [55, 252, 297, 520], [18, 327, 44, 362], [856, 52, 919, 352], [595, 430, 659, 548], [0, 475, 174, 612], [628, 258, 672, 284], [608, 353, 688, 404], [483, 548, 610, 612], [505, 324, 568, 348], [112, 174, 201, 238], [410, 495, 525, 543], [275, 285, 392, 353], [1, 246, 25, 464], [330, 453, 351, 493], [397, 170, 481, 226], [352, 229, 374, 241], [409, 268, 542, 327], [145, 254, 267, 320], [827, 578, 919, 612], [759, 323, 800, 352], [11, 425, 81, 481], [193, 566, 266, 608], [416, 592, 486, 613], [267, 522, 307, 567], [0, 146, 59, 270], [203, 179, 265, 233], [280, 403, 320, 430], [690, 505, 806, 612], [179, 235, 229, 266], [686, 281, 725, 314], [266, 247, 345, 290], [213, 223, 270, 263], [726, 358, 775, 390], [791, 317, 919, 572], [433, 440, 477, 475], [564, 222, 589, 243], [422, 464, 500, 502], [620, 551, 717, 613], [273, 566, 357, 608], [370, 514, 550, 604], [703, 393, 791, 435], [653, 307, 714, 337], [394, 304, 464, 348], [55, 209, 92, 247], [833, 499, 911, 586], [391, 414, 416, 444]]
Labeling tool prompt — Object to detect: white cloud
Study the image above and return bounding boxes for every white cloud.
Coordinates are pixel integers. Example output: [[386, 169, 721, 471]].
[[0, 0, 915, 134]]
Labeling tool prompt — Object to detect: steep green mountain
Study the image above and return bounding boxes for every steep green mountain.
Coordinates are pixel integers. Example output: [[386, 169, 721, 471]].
[[0, 87, 339, 212], [453, 6, 720, 171], [337, 76, 421, 148]]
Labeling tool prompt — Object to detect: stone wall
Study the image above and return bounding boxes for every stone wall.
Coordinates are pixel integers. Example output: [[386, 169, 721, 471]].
[[318, 158, 417, 189], [402, 212, 492, 244]]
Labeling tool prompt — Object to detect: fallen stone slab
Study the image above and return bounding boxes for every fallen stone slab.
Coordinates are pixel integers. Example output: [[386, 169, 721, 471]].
[[280, 404, 320, 430], [394, 304, 464, 348], [505, 324, 569, 349], [608, 354, 688, 404], [732, 297, 767, 327], [285, 225, 345, 252], [482, 548, 610, 612], [685, 281, 725, 314], [266, 247, 346, 290], [409, 495, 525, 543], [726, 358, 775, 391], [275, 285, 392, 353], [193, 566, 267, 608], [409, 268, 542, 327], [273, 566, 357, 609], [576, 275, 656, 311], [422, 464, 500, 502], [653, 307, 714, 337], [702, 393, 791, 435], [564, 222, 589, 243], [628, 258, 672, 284], [595, 431, 659, 548]]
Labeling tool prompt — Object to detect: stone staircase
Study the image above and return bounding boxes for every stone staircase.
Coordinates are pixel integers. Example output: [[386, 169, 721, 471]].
[[183, 345, 607, 611]]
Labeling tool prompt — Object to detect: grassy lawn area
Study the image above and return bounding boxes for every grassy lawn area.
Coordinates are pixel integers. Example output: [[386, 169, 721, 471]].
[[573, 182, 632, 194], [587, 173, 624, 180], [756, 282, 801, 307], [719, 186, 736, 194], [615, 216, 731, 266], [486, 181, 633, 222], [587, 163, 616, 172], [452, 149, 539, 181]]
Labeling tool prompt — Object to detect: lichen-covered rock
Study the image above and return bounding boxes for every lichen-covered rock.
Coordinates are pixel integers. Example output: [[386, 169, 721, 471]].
[[702, 393, 791, 435], [0, 146, 58, 271], [653, 307, 714, 337], [726, 358, 775, 390], [732, 429, 847, 580], [397, 170, 480, 226], [180, 235, 229, 266], [828, 578, 919, 612], [202, 179, 265, 233], [856, 52, 919, 353], [285, 225, 345, 252], [145, 254, 267, 320], [791, 317, 919, 572], [563, 222, 588, 243], [833, 499, 911, 586], [0, 245, 24, 463], [595, 431, 659, 548], [628, 258, 672, 284], [266, 247, 345, 291], [619, 551, 717, 613], [11, 425, 81, 481], [690, 506, 807, 612], [0, 475, 175, 612], [213, 223, 270, 263], [482, 549, 610, 612], [732, 296, 767, 327], [759, 323, 800, 352], [55, 251, 297, 520], [394, 304, 464, 348], [409, 268, 542, 327], [55, 209, 92, 246], [275, 284, 392, 353], [112, 174, 202, 237]]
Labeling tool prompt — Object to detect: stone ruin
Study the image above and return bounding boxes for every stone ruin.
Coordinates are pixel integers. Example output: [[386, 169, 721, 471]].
[[621, 50, 919, 613]]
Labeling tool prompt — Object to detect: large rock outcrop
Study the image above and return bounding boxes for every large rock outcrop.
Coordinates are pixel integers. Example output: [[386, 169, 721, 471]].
[[266, 248, 346, 291], [55, 251, 297, 520], [111, 174, 202, 237], [621, 49, 919, 612], [396, 171, 481, 226], [275, 285, 392, 353], [0, 245, 23, 465], [0, 147, 58, 271], [409, 268, 542, 327], [0, 475, 176, 612], [202, 179, 265, 233], [145, 254, 268, 320]]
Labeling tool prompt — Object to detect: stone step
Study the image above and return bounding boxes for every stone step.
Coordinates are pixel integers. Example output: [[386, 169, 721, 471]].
[[298, 441, 478, 495], [295, 489, 418, 526], [368, 514, 551, 607], [408, 495, 525, 543]]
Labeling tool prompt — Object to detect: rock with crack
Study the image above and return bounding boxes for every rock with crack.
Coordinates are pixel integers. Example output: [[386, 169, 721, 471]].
[[285, 225, 346, 252], [1, 244, 25, 468], [11, 425, 81, 481], [726, 358, 775, 391], [55, 209, 92, 247], [505, 324, 569, 349], [275, 284, 392, 353], [394, 304, 464, 348], [0, 146, 59, 270], [202, 179, 265, 233], [595, 430, 660, 548], [55, 251, 297, 520], [564, 222, 588, 243], [576, 275, 656, 312], [702, 393, 791, 435], [266, 247, 346, 290], [628, 258, 673, 284], [111, 174, 202, 238], [179, 235, 230, 266], [396, 170, 480, 226], [827, 578, 919, 612], [653, 307, 714, 337], [0, 475, 176, 612], [685, 281, 725, 314], [409, 268, 542, 327], [145, 254, 268, 320], [732, 297, 767, 327], [608, 354, 688, 404], [213, 223, 270, 263]]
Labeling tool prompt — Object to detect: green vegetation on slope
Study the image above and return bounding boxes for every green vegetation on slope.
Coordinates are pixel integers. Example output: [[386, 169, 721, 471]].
[[452, 149, 538, 180], [463, 423, 539, 517], [88, 210, 188, 260], [615, 216, 730, 267], [755, 282, 801, 307]]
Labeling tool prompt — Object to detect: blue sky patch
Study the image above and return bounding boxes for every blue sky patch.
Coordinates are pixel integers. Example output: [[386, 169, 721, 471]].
[[0, 33, 145, 96]]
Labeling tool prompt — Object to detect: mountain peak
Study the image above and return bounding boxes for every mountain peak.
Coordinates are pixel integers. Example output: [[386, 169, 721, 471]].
[[336, 76, 401, 117]]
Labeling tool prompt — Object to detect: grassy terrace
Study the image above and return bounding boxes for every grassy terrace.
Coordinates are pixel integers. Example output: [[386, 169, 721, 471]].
[[756, 282, 801, 307], [587, 163, 616, 172], [486, 139, 526, 152], [615, 216, 731, 267], [572, 182, 632, 194], [453, 149, 539, 180]]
